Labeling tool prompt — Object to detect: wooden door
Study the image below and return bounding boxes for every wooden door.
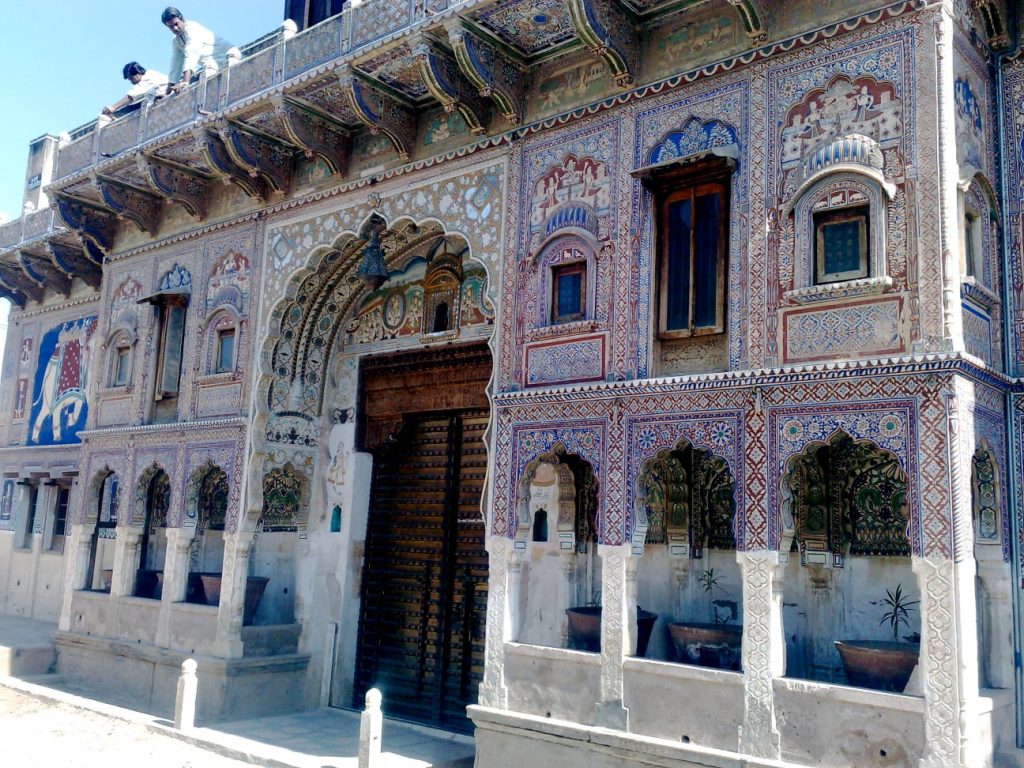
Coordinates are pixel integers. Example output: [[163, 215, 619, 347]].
[[354, 407, 488, 732]]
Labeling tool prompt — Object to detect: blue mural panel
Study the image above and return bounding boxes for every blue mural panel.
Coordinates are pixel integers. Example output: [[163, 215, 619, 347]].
[[27, 316, 97, 446]]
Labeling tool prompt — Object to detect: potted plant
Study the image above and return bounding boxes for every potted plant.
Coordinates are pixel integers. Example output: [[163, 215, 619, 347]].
[[835, 583, 920, 692], [566, 593, 658, 656], [667, 568, 743, 670]]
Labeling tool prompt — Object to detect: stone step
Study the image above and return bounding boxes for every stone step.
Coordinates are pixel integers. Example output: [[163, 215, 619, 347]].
[[0, 643, 57, 676], [240, 623, 301, 658]]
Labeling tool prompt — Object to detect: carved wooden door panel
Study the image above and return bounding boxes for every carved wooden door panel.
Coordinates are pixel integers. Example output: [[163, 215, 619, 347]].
[[354, 407, 488, 733]]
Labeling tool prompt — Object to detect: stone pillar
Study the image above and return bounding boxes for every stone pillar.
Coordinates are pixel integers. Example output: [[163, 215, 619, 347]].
[[976, 554, 1014, 689], [594, 544, 632, 730], [58, 524, 93, 632], [111, 529, 143, 597], [174, 659, 198, 730], [737, 550, 785, 760], [212, 531, 253, 659], [358, 688, 383, 768], [913, 555, 985, 768], [478, 536, 510, 709], [156, 528, 196, 648], [559, 551, 574, 647], [933, 8, 965, 353]]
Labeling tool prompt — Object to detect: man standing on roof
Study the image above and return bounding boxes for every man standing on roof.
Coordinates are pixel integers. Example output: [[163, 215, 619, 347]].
[[162, 6, 239, 94], [99, 62, 168, 125]]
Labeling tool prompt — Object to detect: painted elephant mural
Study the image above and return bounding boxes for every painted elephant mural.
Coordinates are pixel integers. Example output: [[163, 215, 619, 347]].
[[27, 316, 97, 446]]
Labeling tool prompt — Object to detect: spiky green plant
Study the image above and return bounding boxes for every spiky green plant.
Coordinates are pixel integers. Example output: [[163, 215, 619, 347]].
[[879, 583, 919, 641]]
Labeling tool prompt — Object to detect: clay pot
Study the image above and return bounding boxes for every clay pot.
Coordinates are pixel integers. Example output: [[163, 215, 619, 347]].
[[199, 573, 223, 606], [668, 622, 742, 670], [835, 640, 920, 692], [243, 576, 270, 626], [565, 606, 658, 656]]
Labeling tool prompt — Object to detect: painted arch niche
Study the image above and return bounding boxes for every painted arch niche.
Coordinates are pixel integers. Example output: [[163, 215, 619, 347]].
[[184, 462, 228, 605], [633, 442, 739, 664], [779, 431, 919, 686], [514, 445, 599, 650], [132, 464, 170, 599], [262, 215, 492, 447]]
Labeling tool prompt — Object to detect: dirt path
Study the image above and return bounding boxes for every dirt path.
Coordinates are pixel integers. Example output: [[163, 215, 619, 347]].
[[0, 687, 257, 768]]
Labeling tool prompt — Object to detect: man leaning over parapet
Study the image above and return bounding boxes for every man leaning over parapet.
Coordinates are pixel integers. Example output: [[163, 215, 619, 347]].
[[162, 6, 239, 95], [99, 62, 168, 126]]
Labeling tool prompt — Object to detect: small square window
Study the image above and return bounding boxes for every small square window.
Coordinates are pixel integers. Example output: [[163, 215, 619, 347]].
[[814, 206, 869, 284], [551, 263, 586, 323], [215, 327, 235, 373], [113, 346, 131, 386]]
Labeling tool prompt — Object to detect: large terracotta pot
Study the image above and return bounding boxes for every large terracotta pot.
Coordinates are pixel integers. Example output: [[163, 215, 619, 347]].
[[668, 622, 742, 670], [199, 573, 223, 606], [243, 576, 270, 626], [565, 606, 658, 656], [835, 640, 920, 692]]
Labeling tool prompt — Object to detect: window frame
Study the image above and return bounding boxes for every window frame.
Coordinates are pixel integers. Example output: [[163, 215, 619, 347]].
[[652, 167, 730, 340], [813, 204, 870, 285], [49, 484, 70, 553], [112, 344, 132, 387], [215, 326, 236, 374], [551, 261, 587, 324]]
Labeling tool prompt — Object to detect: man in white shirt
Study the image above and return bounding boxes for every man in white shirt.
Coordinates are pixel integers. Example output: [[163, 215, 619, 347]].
[[99, 62, 169, 125], [162, 6, 238, 94]]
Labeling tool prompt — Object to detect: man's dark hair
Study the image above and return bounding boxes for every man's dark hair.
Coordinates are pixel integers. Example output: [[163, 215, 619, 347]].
[[122, 62, 147, 80], [161, 7, 184, 24]]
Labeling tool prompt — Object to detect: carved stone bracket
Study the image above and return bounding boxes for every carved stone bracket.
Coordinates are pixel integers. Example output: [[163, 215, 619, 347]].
[[338, 64, 416, 161], [726, 0, 768, 44], [95, 174, 162, 236], [18, 248, 71, 295], [48, 240, 102, 289], [218, 121, 294, 195], [969, 0, 1010, 50], [54, 194, 117, 254], [445, 20, 525, 125], [0, 266, 40, 306], [137, 154, 211, 220], [567, 0, 638, 88], [411, 35, 490, 135], [272, 96, 351, 175], [193, 128, 270, 201]]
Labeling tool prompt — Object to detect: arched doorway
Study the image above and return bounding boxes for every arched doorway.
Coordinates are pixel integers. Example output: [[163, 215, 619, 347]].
[[353, 344, 491, 733]]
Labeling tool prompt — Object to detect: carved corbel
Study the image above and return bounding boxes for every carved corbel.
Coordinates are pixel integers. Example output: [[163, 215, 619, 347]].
[[94, 174, 162, 236], [0, 281, 25, 307], [53, 194, 117, 254], [411, 35, 490, 135], [566, 0, 638, 87], [217, 121, 294, 195], [338, 64, 416, 161], [48, 240, 102, 289], [18, 249, 71, 295], [272, 96, 351, 175], [137, 154, 211, 220], [445, 20, 526, 125], [0, 262, 44, 305], [970, 0, 1010, 50], [726, 0, 768, 44], [193, 128, 269, 201]]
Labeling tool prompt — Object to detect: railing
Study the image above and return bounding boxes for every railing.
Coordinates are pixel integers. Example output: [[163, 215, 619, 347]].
[[0, 209, 57, 250], [5, 0, 470, 251]]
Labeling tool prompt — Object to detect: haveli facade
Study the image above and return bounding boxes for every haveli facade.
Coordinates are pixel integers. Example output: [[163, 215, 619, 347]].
[[0, 1, 1022, 766]]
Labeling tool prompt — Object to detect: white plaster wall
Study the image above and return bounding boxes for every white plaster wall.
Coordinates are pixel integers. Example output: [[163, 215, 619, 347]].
[[623, 659, 742, 750], [251, 531, 296, 624], [111, 598, 160, 644], [504, 643, 601, 722], [636, 548, 742, 662], [518, 540, 567, 647], [781, 556, 919, 682], [773, 678, 924, 767]]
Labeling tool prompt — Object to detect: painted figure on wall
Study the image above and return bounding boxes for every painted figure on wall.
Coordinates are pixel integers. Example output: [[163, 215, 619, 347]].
[[27, 316, 97, 446]]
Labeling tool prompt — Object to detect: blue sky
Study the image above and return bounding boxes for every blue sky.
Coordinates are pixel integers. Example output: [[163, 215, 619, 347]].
[[0, 1, 284, 220], [0, 2, 284, 379]]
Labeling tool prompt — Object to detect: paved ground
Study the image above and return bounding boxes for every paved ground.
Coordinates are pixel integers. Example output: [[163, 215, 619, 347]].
[[0, 686, 255, 768], [0, 613, 475, 768]]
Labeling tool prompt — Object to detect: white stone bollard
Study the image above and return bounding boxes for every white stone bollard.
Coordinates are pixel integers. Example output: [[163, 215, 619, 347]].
[[358, 688, 383, 768], [174, 658, 198, 731]]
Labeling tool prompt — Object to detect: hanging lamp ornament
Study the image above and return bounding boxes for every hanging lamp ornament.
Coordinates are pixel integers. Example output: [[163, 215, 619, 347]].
[[356, 225, 389, 289]]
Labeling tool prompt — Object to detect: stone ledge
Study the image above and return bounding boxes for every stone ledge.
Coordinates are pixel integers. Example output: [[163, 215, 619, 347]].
[[773, 675, 924, 711], [505, 642, 602, 665], [623, 656, 743, 686], [468, 705, 796, 768]]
